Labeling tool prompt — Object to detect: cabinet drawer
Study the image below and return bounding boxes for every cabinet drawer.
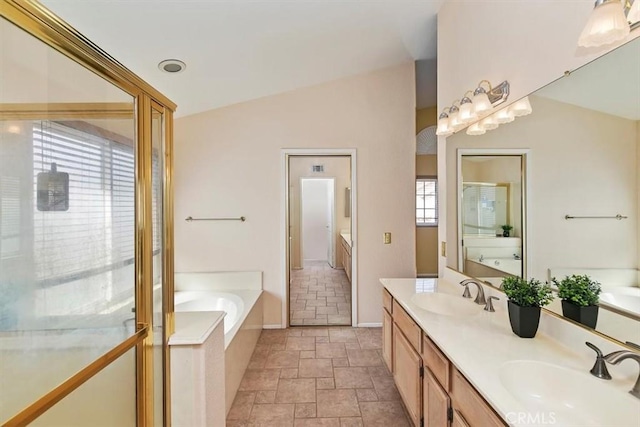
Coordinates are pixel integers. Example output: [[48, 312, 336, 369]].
[[450, 368, 506, 427], [382, 289, 393, 314], [392, 300, 421, 352], [422, 334, 450, 391]]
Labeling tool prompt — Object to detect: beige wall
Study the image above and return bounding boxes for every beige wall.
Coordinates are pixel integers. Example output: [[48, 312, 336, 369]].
[[436, 1, 640, 276], [174, 63, 416, 327], [289, 156, 351, 269], [446, 96, 638, 281], [415, 106, 438, 276], [416, 154, 438, 275], [416, 106, 437, 133]]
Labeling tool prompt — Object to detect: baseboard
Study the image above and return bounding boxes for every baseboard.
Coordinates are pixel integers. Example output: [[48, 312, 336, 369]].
[[357, 322, 382, 328], [262, 324, 283, 329]]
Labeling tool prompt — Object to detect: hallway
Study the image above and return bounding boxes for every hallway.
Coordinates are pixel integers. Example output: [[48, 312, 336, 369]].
[[226, 327, 411, 426], [290, 260, 352, 326]]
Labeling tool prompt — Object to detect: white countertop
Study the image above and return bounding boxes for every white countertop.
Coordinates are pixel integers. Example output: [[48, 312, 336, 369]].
[[168, 311, 225, 346], [340, 232, 351, 247], [380, 278, 640, 427]]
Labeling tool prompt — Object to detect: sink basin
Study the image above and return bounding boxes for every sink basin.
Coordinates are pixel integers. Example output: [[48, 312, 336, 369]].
[[410, 292, 480, 316], [499, 360, 639, 426]]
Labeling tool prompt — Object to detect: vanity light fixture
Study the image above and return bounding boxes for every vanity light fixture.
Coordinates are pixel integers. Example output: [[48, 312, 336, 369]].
[[436, 80, 510, 136], [509, 96, 533, 117], [578, 0, 640, 48], [459, 92, 478, 124], [436, 108, 454, 137], [493, 106, 515, 124], [448, 103, 462, 131], [466, 122, 486, 136], [472, 81, 493, 114], [479, 115, 499, 131]]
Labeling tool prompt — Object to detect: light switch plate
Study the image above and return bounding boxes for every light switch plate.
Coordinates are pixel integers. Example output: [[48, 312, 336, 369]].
[[383, 232, 391, 244]]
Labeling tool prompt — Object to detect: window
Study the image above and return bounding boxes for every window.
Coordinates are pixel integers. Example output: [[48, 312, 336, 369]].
[[416, 177, 437, 226]]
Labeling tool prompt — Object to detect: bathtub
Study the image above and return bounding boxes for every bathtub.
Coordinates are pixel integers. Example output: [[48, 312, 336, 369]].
[[172, 272, 263, 416], [175, 291, 243, 341]]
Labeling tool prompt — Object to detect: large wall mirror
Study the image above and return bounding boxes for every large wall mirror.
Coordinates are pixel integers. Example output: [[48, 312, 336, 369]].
[[446, 36, 640, 347]]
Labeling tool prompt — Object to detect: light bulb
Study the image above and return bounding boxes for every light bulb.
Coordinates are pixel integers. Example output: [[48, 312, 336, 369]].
[[436, 115, 453, 137], [472, 88, 492, 114], [578, 0, 630, 48], [459, 97, 478, 124], [448, 107, 461, 130], [466, 122, 486, 136], [510, 96, 533, 117], [494, 107, 515, 124], [480, 115, 499, 131]]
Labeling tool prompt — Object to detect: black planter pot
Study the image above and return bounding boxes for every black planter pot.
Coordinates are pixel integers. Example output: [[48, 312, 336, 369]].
[[507, 300, 541, 338], [503, 230, 510, 237], [561, 300, 599, 329]]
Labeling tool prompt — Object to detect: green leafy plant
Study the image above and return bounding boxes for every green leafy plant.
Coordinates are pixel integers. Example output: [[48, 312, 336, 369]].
[[553, 275, 601, 307], [501, 224, 513, 232], [501, 276, 554, 307]]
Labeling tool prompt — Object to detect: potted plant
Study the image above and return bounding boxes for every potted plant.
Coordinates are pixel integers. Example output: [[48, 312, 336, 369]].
[[501, 276, 554, 338], [501, 224, 513, 237], [552, 274, 601, 329]]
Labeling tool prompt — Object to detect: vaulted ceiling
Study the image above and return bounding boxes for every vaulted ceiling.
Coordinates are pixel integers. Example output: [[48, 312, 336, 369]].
[[43, 0, 444, 117]]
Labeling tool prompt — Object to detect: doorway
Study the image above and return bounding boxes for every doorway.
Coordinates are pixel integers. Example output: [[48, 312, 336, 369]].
[[300, 178, 335, 267], [284, 152, 355, 327]]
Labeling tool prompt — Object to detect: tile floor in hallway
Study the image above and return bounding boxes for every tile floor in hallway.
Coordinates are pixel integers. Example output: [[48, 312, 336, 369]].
[[226, 327, 411, 427], [290, 261, 352, 326]]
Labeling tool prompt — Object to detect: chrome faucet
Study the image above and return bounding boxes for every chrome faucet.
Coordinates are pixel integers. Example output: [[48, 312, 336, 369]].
[[460, 279, 486, 305], [586, 342, 612, 380], [604, 350, 640, 399], [479, 254, 484, 262]]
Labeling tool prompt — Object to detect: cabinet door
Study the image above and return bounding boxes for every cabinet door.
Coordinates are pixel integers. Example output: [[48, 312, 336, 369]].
[[393, 324, 422, 427], [424, 368, 450, 427], [382, 309, 393, 373], [452, 410, 470, 427]]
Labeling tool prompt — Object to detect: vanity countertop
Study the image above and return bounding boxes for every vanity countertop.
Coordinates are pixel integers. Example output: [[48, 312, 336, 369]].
[[380, 278, 640, 426], [340, 232, 351, 247]]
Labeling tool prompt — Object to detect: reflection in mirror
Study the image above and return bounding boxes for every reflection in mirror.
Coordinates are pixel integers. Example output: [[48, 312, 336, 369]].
[[446, 36, 639, 346], [458, 155, 525, 281]]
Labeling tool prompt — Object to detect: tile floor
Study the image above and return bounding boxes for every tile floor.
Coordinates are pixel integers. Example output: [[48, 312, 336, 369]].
[[226, 327, 411, 427], [290, 261, 352, 326]]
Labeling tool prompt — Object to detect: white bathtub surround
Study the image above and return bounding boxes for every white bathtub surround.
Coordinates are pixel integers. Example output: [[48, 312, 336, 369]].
[[169, 311, 225, 427], [174, 271, 264, 415], [381, 277, 640, 425]]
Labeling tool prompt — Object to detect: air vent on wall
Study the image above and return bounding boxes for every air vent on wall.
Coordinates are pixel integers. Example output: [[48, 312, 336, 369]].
[[312, 165, 324, 173]]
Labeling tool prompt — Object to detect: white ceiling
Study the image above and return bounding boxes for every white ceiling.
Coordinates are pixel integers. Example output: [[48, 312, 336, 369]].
[[535, 37, 640, 120], [42, 0, 445, 117]]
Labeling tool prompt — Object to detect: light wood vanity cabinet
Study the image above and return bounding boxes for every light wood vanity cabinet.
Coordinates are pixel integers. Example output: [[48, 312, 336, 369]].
[[393, 324, 422, 427], [382, 289, 507, 427], [382, 308, 393, 372], [340, 236, 351, 282], [424, 368, 450, 427]]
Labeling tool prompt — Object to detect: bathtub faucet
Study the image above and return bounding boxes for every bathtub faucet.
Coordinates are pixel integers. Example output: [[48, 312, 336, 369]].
[[479, 254, 484, 262], [513, 253, 521, 260]]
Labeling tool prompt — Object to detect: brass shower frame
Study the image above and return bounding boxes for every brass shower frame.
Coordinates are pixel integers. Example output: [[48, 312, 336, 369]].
[[0, 1, 176, 426]]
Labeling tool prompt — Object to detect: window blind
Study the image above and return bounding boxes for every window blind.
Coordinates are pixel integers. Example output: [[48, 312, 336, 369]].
[[33, 121, 136, 286]]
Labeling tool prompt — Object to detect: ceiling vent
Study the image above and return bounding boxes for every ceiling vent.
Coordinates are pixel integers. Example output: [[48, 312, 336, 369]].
[[158, 59, 186, 74], [312, 165, 324, 173]]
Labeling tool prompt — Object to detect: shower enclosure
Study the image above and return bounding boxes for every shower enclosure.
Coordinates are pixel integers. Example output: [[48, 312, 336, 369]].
[[1, 1, 175, 425]]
